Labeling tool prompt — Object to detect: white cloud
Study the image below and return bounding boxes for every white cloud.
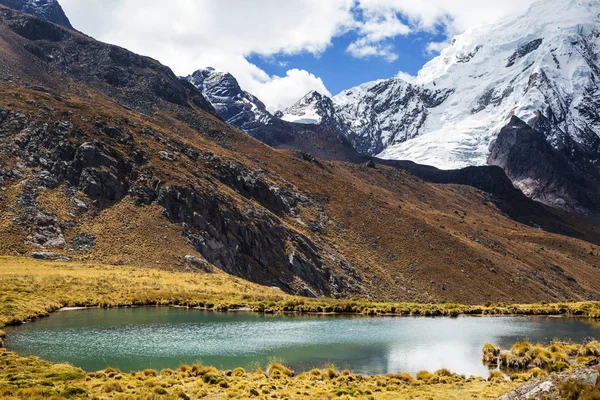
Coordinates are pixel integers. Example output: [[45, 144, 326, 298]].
[[355, 0, 534, 32], [346, 8, 410, 61], [425, 40, 451, 55], [395, 71, 416, 83], [61, 0, 353, 109], [355, 0, 536, 53], [256, 69, 331, 112], [60, 0, 537, 109]]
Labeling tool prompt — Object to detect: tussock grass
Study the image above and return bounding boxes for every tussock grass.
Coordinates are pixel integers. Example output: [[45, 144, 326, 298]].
[[483, 340, 600, 376], [0, 350, 520, 399], [0, 257, 598, 399]]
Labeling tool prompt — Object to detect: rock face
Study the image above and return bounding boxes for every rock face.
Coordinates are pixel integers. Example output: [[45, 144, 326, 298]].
[[488, 116, 600, 213], [333, 79, 452, 156], [0, 0, 72, 28], [186, 68, 273, 133], [498, 367, 599, 400]]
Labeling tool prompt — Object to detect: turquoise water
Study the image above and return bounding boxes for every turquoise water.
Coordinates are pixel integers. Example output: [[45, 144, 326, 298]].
[[4, 307, 599, 376]]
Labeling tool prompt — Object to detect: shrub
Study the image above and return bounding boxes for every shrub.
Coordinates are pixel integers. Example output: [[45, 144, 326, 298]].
[[482, 343, 501, 364], [488, 370, 504, 382], [154, 387, 168, 395], [103, 382, 124, 393], [385, 372, 413, 383], [62, 386, 87, 398], [579, 341, 600, 357], [416, 371, 433, 381], [265, 362, 294, 379], [336, 386, 363, 397], [202, 372, 223, 385]]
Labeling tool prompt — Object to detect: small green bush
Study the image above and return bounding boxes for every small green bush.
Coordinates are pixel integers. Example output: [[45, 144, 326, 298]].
[[62, 386, 87, 398]]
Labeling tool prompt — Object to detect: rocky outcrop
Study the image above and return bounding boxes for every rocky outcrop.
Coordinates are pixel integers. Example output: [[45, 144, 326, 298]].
[[488, 116, 600, 213], [185, 68, 273, 132], [498, 367, 599, 400], [158, 184, 365, 297], [0, 0, 72, 29], [506, 38, 543, 67]]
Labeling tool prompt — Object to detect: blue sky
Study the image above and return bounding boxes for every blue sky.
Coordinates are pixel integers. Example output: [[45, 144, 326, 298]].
[[247, 26, 447, 96]]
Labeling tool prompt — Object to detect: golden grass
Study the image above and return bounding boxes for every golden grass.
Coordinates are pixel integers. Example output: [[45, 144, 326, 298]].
[[0, 350, 520, 400], [1, 257, 599, 399], [483, 340, 600, 378], [1, 256, 600, 329]]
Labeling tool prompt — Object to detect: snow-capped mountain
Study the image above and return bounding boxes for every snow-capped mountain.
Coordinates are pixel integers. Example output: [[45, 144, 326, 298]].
[[277, 91, 341, 127], [277, 0, 600, 211], [186, 68, 361, 162], [283, 0, 599, 168], [373, 0, 600, 171], [333, 80, 452, 156], [0, 0, 72, 28], [185, 68, 273, 133]]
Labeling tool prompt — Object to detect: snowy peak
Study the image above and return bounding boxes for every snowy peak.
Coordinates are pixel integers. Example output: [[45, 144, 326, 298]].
[[277, 90, 337, 125], [333, 78, 453, 155], [389, 0, 600, 170], [0, 0, 72, 28], [185, 68, 273, 132]]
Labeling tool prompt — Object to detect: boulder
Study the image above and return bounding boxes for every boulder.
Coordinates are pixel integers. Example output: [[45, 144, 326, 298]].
[[30, 251, 69, 261]]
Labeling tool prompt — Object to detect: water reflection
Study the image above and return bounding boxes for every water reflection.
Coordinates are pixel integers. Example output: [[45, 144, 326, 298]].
[[4, 308, 599, 376]]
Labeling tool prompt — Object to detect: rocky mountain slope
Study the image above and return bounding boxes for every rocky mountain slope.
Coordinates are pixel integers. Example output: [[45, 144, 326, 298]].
[[277, 90, 344, 130], [1, 5, 600, 304], [0, 0, 71, 28], [186, 68, 273, 133]]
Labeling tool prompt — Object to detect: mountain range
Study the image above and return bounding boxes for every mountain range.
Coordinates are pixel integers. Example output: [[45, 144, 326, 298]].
[[0, 0, 599, 304], [185, 0, 600, 214]]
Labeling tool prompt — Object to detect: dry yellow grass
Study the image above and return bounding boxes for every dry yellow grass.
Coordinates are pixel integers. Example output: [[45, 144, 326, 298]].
[[3, 257, 600, 399], [1, 256, 600, 330], [0, 256, 290, 327], [0, 349, 520, 400]]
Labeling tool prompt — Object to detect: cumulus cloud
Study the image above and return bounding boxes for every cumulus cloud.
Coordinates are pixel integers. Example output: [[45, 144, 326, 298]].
[[347, 8, 410, 61], [254, 69, 331, 112], [61, 0, 352, 109], [60, 0, 536, 108]]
